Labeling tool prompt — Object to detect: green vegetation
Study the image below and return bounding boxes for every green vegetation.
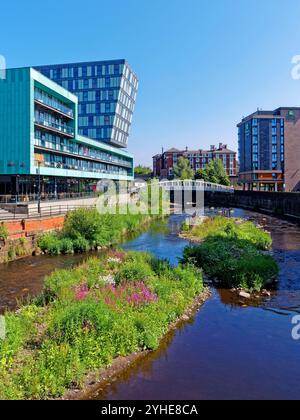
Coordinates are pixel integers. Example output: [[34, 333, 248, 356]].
[[195, 159, 230, 186], [173, 157, 195, 180], [182, 216, 272, 250], [0, 251, 204, 400], [181, 217, 278, 291], [38, 208, 151, 256], [134, 165, 153, 176], [0, 222, 8, 242]]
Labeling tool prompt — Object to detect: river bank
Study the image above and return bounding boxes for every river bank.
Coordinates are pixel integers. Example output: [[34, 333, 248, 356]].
[[0, 248, 209, 400], [85, 209, 300, 401], [1, 209, 300, 400], [64, 288, 210, 401]]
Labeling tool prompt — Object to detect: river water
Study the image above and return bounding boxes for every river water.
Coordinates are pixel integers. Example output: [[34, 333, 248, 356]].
[[1, 208, 300, 400]]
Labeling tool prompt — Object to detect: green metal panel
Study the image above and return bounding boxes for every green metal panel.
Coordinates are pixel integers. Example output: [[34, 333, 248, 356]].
[[0, 68, 31, 175]]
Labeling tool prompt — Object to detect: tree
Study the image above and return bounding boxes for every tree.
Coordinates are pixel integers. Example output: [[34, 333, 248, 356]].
[[134, 165, 153, 176], [195, 159, 230, 186], [173, 157, 195, 180]]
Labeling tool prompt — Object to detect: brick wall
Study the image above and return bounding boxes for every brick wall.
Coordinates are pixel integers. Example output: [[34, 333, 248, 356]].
[[3, 215, 65, 239]]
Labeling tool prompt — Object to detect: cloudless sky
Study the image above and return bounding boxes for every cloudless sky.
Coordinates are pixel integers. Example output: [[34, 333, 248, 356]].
[[2, 0, 300, 165]]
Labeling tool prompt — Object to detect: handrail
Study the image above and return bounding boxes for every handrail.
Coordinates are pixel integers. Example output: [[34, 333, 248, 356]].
[[154, 180, 234, 193], [0, 203, 97, 221], [0, 192, 99, 204]]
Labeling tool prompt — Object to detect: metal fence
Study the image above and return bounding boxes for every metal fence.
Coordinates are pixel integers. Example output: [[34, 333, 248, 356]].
[[0, 204, 97, 221], [0, 192, 98, 204]]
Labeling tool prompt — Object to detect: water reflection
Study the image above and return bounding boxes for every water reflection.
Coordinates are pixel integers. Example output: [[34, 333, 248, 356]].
[[90, 208, 300, 400], [1, 208, 300, 399]]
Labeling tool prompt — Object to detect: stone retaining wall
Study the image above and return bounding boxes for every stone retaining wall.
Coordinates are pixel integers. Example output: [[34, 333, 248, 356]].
[[204, 191, 300, 221], [0, 215, 65, 263]]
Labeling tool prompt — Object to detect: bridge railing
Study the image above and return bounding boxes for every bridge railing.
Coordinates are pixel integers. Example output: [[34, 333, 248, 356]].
[[156, 180, 234, 193]]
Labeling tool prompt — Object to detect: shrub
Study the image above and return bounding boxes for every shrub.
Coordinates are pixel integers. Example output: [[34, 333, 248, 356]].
[[38, 233, 61, 255], [114, 259, 154, 285], [184, 216, 272, 250], [38, 209, 152, 255], [72, 237, 90, 253], [182, 236, 278, 291], [0, 223, 8, 242], [59, 238, 74, 254]]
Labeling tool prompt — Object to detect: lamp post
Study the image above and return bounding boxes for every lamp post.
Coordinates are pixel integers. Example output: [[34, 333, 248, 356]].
[[16, 175, 20, 204], [37, 161, 41, 214], [35, 156, 43, 214]]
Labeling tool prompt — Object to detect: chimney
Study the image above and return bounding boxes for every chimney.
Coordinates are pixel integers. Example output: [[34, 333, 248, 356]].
[[185, 146, 188, 152], [219, 142, 223, 149], [162, 147, 164, 154], [210, 145, 215, 151]]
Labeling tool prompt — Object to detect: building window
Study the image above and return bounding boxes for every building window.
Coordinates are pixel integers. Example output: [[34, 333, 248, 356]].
[[272, 135, 277, 145], [62, 68, 68, 78], [272, 119, 277, 127], [252, 118, 258, 126]]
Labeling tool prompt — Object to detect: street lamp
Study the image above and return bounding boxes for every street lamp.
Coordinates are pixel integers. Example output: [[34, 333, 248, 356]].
[[37, 161, 41, 214], [35, 155, 44, 214]]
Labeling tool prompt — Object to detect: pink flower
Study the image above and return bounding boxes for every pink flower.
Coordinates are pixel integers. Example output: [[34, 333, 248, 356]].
[[75, 283, 89, 301]]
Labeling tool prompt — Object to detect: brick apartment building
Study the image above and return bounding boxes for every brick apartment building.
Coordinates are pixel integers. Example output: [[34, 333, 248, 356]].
[[238, 107, 300, 192], [153, 143, 237, 181]]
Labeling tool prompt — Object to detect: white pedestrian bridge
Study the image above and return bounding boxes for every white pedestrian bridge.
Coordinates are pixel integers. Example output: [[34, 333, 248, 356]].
[[137, 180, 234, 193]]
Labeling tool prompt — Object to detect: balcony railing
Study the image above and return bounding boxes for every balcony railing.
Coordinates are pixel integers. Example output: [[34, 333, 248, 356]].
[[34, 91, 74, 118], [34, 119, 74, 137], [34, 142, 133, 169], [40, 160, 129, 176]]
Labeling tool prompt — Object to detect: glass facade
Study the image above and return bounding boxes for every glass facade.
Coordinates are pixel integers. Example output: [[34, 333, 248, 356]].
[[0, 67, 134, 198], [33, 81, 133, 178], [35, 60, 138, 148], [237, 110, 289, 191]]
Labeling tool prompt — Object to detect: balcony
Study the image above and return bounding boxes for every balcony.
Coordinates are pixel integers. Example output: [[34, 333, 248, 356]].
[[34, 89, 74, 118], [34, 99, 74, 120], [34, 142, 132, 169], [34, 120, 75, 138], [39, 160, 129, 177]]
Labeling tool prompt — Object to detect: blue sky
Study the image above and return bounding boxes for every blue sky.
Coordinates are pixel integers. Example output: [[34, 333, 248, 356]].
[[2, 0, 300, 166]]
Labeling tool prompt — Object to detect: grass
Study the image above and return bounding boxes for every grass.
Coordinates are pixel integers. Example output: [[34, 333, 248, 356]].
[[38, 208, 152, 256], [181, 216, 278, 291], [0, 251, 204, 400], [182, 216, 272, 250]]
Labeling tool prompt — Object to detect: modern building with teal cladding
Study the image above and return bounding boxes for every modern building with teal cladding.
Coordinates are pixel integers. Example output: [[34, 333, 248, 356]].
[[0, 68, 134, 195]]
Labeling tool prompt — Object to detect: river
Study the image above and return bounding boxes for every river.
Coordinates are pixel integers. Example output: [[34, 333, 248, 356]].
[[1, 208, 300, 400]]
